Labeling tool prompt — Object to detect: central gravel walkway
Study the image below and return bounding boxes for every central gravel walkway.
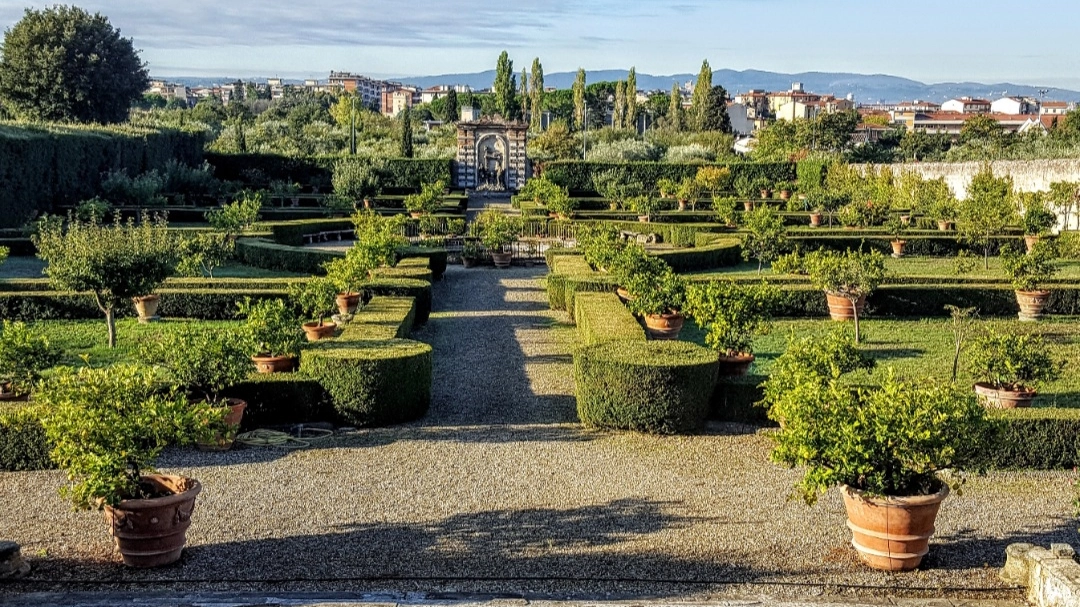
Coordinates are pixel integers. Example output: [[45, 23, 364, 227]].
[[0, 266, 1073, 605]]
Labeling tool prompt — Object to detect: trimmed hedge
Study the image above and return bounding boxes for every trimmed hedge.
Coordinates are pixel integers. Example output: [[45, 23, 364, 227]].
[[573, 292, 645, 346], [546, 255, 616, 312], [0, 404, 52, 471], [789, 233, 1023, 256], [225, 374, 331, 429], [0, 238, 34, 256], [0, 289, 289, 321], [205, 153, 453, 192], [0, 123, 204, 228], [653, 239, 742, 272], [270, 219, 354, 246], [236, 237, 343, 274], [399, 246, 448, 281], [982, 408, 1080, 469], [543, 161, 796, 194], [575, 340, 720, 434]]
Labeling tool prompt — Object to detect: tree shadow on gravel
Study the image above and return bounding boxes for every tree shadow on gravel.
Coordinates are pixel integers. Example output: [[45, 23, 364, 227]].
[[14, 498, 777, 598]]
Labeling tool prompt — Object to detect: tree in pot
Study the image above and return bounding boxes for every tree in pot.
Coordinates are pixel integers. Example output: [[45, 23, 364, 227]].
[[767, 366, 992, 571], [333, 158, 384, 209], [404, 180, 445, 218], [684, 280, 777, 375], [968, 328, 1063, 408], [1019, 194, 1057, 252], [1002, 241, 1059, 321], [927, 195, 958, 232], [324, 211, 407, 313], [740, 205, 788, 273], [695, 165, 732, 213], [541, 181, 576, 219], [627, 194, 662, 223], [142, 327, 253, 450], [237, 298, 304, 373], [656, 177, 678, 200], [36, 364, 228, 567], [460, 240, 483, 268], [957, 165, 1016, 270], [884, 214, 909, 258], [289, 277, 340, 341], [33, 213, 175, 347], [578, 223, 626, 272], [205, 191, 262, 238], [0, 320, 61, 400], [476, 209, 520, 268], [625, 264, 687, 340], [176, 231, 234, 279], [674, 177, 702, 212], [609, 243, 664, 303], [804, 248, 887, 343]]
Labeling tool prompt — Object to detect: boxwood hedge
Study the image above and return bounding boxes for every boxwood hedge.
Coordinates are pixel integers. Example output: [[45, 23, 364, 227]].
[[573, 292, 645, 346], [206, 153, 452, 192], [542, 161, 796, 194]]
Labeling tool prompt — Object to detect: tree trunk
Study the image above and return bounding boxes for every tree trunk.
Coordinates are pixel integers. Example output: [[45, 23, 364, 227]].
[[851, 296, 861, 344], [105, 307, 117, 349], [984, 246, 990, 270]]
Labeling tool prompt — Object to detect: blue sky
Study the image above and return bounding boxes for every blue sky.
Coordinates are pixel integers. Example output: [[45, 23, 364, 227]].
[[2, 0, 1079, 88]]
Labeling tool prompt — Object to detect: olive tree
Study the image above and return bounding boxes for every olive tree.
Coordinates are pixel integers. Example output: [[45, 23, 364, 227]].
[[33, 214, 175, 348]]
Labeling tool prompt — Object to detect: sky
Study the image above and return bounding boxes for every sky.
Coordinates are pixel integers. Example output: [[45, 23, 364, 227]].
[[1, 0, 1079, 88]]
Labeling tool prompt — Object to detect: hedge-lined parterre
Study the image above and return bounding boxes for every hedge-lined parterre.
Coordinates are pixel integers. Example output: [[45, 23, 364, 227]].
[[573, 292, 646, 346]]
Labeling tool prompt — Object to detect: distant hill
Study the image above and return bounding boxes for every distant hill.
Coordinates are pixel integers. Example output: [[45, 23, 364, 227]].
[[158, 69, 1080, 104]]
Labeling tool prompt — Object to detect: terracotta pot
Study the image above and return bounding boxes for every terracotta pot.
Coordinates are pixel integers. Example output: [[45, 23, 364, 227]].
[[609, 202, 618, 211], [779, 189, 792, 201], [644, 312, 684, 340], [637, 215, 650, 223], [716, 353, 754, 376], [461, 256, 479, 268], [809, 213, 822, 227], [974, 382, 1036, 408], [251, 354, 296, 374], [936, 220, 953, 232], [615, 287, 635, 304], [302, 321, 336, 341], [409, 212, 422, 219], [1024, 234, 1040, 253], [196, 398, 248, 452], [842, 483, 949, 572], [548, 212, 559, 219], [677, 200, 687, 211], [133, 294, 160, 320], [743, 201, 755, 212], [491, 251, 512, 269], [363, 198, 372, 209], [1015, 289, 1050, 321], [103, 474, 201, 568], [336, 292, 362, 315], [759, 189, 772, 199], [825, 292, 866, 321], [0, 381, 27, 402], [899, 214, 911, 225], [890, 240, 907, 258]]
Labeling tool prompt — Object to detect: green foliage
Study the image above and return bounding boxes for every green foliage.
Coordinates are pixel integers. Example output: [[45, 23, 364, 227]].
[[74, 197, 114, 223], [805, 248, 887, 300], [331, 158, 383, 203], [574, 340, 719, 434], [0, 6, 148, 123], [577, 223, 625, 271], [927, 195, 960, 222], [494, 51, 519, 120], [627, 195, 662, 219], [37, 364, 226, 509], [141, 326, 251, 403], [237, 297, 303, 358], [573, 292, 645, 346], [399, 108, 414, 158], [100, 169, 166, 206], [324, 211, 409, 293], [625, 265, 685, 317], [547, 160, 795, 194], [0, 321, 61, 395], [685, 280, 777, 355], [769, 370, 992, 503], [176, 232, 234, 279], [760, 328, 874, 412], [207, 191, 263, 235], [0, 405, 53, 471], [404, 180, 445, 215], [206, 153, 452, 192], [589, 168, 643, 208], [1020, 197, 1058, 236], [528, 120, 578, 161], [0, 246, 6, 268], [959, 165, 1016, 267], [1002, 241, 1058, 291], [968, 328, 1063, 390], [288, 276, 338, 325], [740, 205, 788, 271], [476, 210, 521, 251]]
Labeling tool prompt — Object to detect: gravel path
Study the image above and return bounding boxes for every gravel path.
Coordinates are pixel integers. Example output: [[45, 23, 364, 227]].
[[0, 265, 1073, 603]]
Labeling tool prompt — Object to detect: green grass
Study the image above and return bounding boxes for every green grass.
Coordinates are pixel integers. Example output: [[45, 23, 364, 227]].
[[682, 316, 1080, 408], [31, 318, 242, 368], [0, 258, 302, 280], [686, 256, 1080, 282]]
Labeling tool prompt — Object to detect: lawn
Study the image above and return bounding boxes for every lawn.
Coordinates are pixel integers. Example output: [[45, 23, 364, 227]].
[[686, 256, 1080, 282], [682, 316, 1080, 408], [0, 257, 302, 280], [29, 318, 243, 368]]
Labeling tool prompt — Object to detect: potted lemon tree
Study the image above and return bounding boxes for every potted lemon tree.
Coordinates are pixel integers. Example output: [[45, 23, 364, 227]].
[[0, 320, 60, 401], [625, 263, 687, 340], [289, 277, 340, 341], [684, 280, 777, 375], [1003, 241, 1058, 321], [804, 248, 887, 343], [238, 298, 305, 373], [969, 328, 1063, 408], [477, 210, 520, 268]]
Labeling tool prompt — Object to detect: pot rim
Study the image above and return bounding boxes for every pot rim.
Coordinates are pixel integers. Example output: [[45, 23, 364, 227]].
[[717, 352, 754, 362], [302, 320, 334, 329], [647, 311, 684, 320], [1015, 289, 1051, 296], [842, 482, 949, 506], [108, 474, 201, 510], [133, 294, 160, 302], [251, 353, 295, 362], [973, 381, 1036, 396]]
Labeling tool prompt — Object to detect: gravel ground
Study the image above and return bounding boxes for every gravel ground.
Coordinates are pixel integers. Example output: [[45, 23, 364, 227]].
[[0, 265, 1074, 603]]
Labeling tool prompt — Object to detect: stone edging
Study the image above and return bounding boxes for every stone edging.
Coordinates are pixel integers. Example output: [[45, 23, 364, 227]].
[[1001, 542, 1080, 607]]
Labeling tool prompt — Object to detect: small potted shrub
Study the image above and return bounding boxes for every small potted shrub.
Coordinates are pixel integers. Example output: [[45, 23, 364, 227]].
[[628, 194, 661, 223], [656, 177, 678, 199], [734, 175, 756, 211], [1002, 242, 1058, 321], [143, 327, 253, 450], [805, 194, 825, 227], [324, 212, 406, 312], [543, 183, 577, 220], [609, 244, 662, 303], [404, 180, 444, 218], [685, 280, 776, 375], [289, 277, 339, 341], [461, 240, 483, 268], [36, 364, 228, 567], [804, 249, 887, 343], [0, 320, 61, 401], [674, 177, 702, 212], [712, 196, 738, 226], [968, 328, 1063, 408], [1021, 202, 1057, 252], [477, 209, 520, 268], [238, 298, 304, 373], [752, 176, 773, 200], [928, 197, 958, 231], [767, 364, 991, 571], [625, 265, 687, 340], [884, 214, 909, 258], [578, 223, 625, 272], [270, 180, 302, 207], [775, 180, 794, 201]]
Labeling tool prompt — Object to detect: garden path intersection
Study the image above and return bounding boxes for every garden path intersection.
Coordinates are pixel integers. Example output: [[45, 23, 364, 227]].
[[0, 267, 1070, 606]]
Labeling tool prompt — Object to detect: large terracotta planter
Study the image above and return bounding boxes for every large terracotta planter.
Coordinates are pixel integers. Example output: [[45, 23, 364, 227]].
[[890, 240, 907, 258], [336, 292, 362, 315], [302, 321, 336, 341], [779, 189, 792, 201], [809, 213, 822, 227], [644, 312, 684, 340], [251, 354, 296, 374], [103, 474, 201, 568], [1024, 235, 1040, 253], [491, 251, 513, 269], [974, 382, 1036, 408], [936, 220, 953, 232], [841, 483, 949, 571], [825, 293, 866, 321], [1015, 289, 1050, 321], [743, 201, 755, 212], [196, 398, 248, 452], [677, 200, 687, 212], [716, 353, 754, 376], [637, 215, 650, 223], [615, 287, 634, 304], [133, 294, 160, 321]]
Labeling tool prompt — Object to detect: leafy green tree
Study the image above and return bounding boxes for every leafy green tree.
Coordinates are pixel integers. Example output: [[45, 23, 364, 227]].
[[740, 206, 788, 272], [33, 214, 175, 348], [494, 51, 519, 120], [815, 110, 859, 152], [206, 191, 263, 235], [958, 165, 1015, 269], [176, 232, 234, 279], [703, 85, 732, 133], [626, 67, 638, 131], [572, 68, 586, 131], [0, 6, 148, 123], [668, 83, 683, 131], [530, 58, 545, 131], [528, 120, 577, 161], [804, 249, 887, 343], [399, 108, 414, 158], [444, 88, 459, 123], [689, 60, 712, 132], [613, 81, 626, 129], [960, 114, 1005, 146]]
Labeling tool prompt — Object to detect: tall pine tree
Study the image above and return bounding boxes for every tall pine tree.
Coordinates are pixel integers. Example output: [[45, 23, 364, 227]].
[[668, 82, 683, 131], [690, 59, 712, 132], [572, 68, 586, 131], [613, 81, 626, 129], [399, 108, 413, 158], [444, 88, 459, 123], [530, 58, 545, 131], [493, 51, 518, 120], [626, 67, 638, 132]]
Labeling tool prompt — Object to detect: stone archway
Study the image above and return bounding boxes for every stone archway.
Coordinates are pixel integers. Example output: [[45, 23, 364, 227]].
[[454, 119, 529, 191]]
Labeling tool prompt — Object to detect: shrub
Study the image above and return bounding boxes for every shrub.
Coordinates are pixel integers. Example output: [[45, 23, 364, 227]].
[[684, 281, 776, 355], [0, 320, 61, 396], [206, 190, 263, 235], [74, 197, 113, 223], [403, 180, 445, 215], [626, 195, 662, 220], [664, 144, 715, 163], [968, 328, 1063, 391], [288, 276, 338, 326], [476, 210, 520, 252], [574, 340, 719, 434], [1002, 241, 1058, 292], [625, 266, 685, 317], [100, 169, 166, 206], [237, 297, 304, 358], [142, 326, 252, 404], [740, 205, 787, 272], [760, 328, 874, 414], [0, 405, 52, 471], [162, 160, 218, 197], [544, 160, 795, 194], [1020, 197, 1057, 236], [577, 223, 625, 271], [176, 231, 234, 279]]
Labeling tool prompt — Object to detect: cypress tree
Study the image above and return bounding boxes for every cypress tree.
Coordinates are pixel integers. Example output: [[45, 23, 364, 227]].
[[613, 81, 626, 129], [520, 68, 529, 121], [573, 68, 586, 131], [626, 67, 638, 132], [668, 82, 683, 131], [690, 59, 712, 132], [400, 108, 413, 158], [530, 58, 545, 131], [444, 88, 459, 123], [703, 85, 732, 133], [493, 51, 518, 120]]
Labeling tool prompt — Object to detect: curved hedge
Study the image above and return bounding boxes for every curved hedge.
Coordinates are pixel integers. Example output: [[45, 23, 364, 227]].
[[0, 404, 52, 471], [573, 292, 645, 346], [575, 340, 720, 434]]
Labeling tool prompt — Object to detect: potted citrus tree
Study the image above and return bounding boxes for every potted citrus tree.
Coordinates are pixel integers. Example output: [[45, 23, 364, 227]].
[[968, 328, 1063, 408], [804, 249, 887, 343], [0, 320, 61, 401], [142, 327, 253, 451], [928, 197, 958, 231], [238, 298, 304, 373], [404, 180, 444, 218], [884, 214, 909, 258], [625, 264, 687, 340], [1002, 242, 1058, 321], [628, 194, 662, 223], [289, 277, 339, 341], [684, 280, 776, 375], [324, 211, 407, 313], [477, 209, 520, 268], [674, 177, 702, 212], [1020, 200, 1057, 252], [36, 364, 228, 567]]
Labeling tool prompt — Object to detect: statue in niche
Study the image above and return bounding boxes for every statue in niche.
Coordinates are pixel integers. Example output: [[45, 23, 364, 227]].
[[477, 137, 507, 191]]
